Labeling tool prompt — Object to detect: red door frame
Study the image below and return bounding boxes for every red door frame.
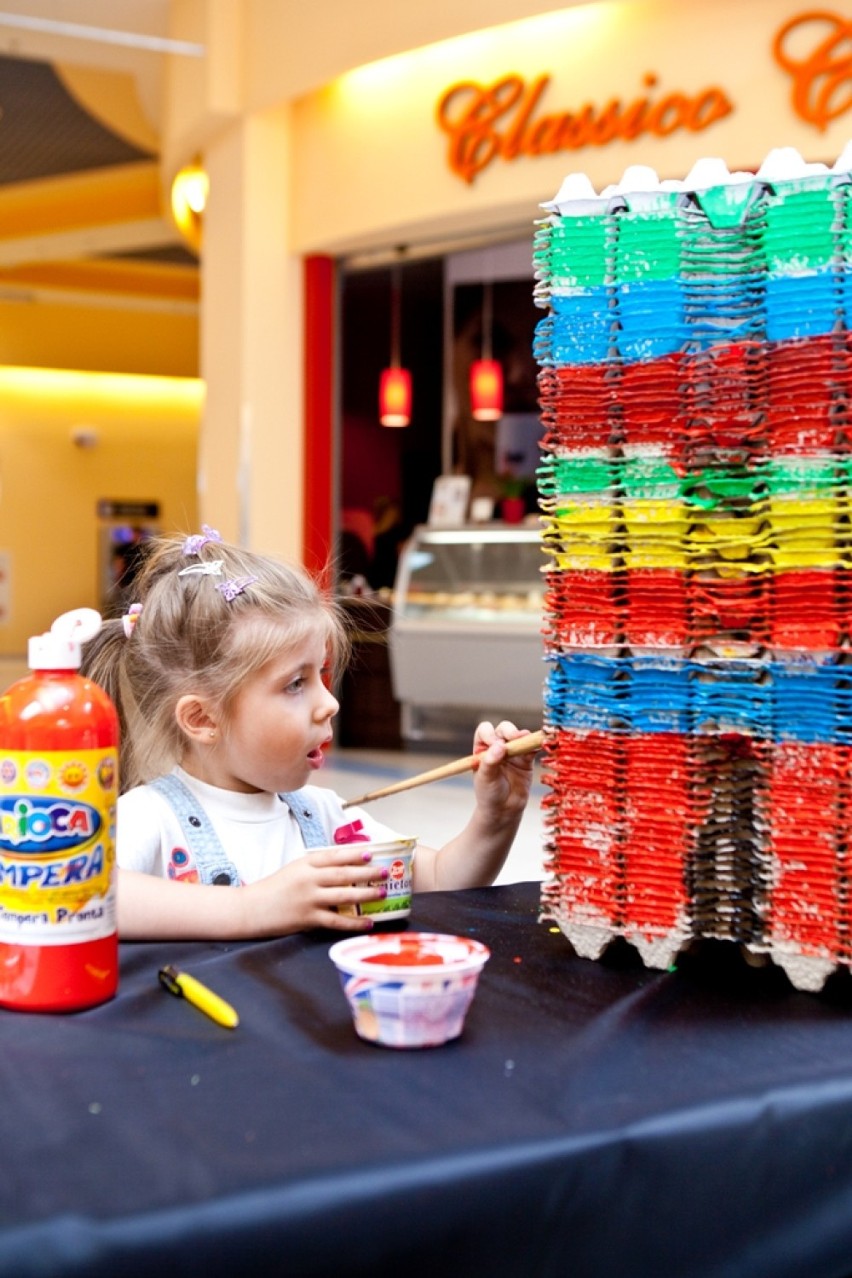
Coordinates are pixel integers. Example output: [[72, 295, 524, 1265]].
[[303, 253, 335, 583]]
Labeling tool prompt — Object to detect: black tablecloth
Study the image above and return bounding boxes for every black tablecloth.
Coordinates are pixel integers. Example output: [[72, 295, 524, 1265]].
[[3, 881, 852, 1277]]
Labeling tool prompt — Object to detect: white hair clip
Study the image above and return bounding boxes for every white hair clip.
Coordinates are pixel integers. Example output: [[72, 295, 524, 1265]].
[[178, 559, 225, 577]]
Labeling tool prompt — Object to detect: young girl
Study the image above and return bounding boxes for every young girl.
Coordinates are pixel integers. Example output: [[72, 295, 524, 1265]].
[[82, 526, 536, 941]]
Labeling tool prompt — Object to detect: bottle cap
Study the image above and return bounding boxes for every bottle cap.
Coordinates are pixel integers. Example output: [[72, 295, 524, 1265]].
[[28, 608, 103, 670]]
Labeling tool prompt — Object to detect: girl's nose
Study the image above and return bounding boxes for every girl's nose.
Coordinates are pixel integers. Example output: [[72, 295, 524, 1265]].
[[316, 684, 339, 720]]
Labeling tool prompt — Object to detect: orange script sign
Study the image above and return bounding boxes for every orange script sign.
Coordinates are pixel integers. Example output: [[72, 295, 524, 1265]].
[[436, 73, 731, 184], [773, 10, 852, 130], [436, 9, 852, 184]]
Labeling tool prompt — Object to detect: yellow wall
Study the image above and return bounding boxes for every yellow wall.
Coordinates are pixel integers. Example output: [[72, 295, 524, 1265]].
[[0, 248, 201, 690], [0, 297, 199, 377], [0, 368, 202, 685]]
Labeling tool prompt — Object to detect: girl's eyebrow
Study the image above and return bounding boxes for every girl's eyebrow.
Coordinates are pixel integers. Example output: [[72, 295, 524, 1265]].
[[270, 640, 326, 679], [278, 662, 306, 680], [275, 656, 316, 681]]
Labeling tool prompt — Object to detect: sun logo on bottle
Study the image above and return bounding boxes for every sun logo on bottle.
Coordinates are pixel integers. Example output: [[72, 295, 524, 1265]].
[[59, 761, 88, 792]]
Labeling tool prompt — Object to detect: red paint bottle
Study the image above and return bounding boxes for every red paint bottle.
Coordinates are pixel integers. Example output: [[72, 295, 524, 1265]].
[[0, 610, 119, 1010]]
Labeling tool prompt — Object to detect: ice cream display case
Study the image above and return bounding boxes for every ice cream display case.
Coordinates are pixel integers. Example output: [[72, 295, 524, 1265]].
[[388, 524, 546, 741]]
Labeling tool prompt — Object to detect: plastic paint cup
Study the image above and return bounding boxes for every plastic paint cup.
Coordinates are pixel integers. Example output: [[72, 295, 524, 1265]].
[[328, 931, 491, 1049], [338, 837, 417, 922]]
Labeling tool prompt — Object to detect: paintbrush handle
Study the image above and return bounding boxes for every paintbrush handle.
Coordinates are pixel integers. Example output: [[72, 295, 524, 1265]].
[[341, 729, 543, 808]]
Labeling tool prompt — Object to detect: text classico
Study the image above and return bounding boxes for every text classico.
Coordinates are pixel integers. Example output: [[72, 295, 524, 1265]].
[[436, 72, 731, 184], [435, 10, 852, 184]]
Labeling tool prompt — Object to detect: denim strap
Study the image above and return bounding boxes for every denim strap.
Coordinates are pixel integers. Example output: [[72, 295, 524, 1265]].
[[149, 775, 240, 886], [277, 791, 329, 848]]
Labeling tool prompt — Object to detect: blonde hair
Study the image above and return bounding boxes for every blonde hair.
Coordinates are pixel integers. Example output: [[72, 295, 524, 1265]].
[[81, 530, 347, 791]]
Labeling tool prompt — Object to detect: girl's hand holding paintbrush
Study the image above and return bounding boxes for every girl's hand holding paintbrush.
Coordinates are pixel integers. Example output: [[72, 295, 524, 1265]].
[[349, 721, 540, 894], [343, 725, 543, 808], [425, 720, 537, 891], [469, 720, 539, 820]]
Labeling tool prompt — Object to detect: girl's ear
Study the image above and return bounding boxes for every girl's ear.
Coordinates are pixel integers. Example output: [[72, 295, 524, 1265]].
[[175, 694, 219, 743]]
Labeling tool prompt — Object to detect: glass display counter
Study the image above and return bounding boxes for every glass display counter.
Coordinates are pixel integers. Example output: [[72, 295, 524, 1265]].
[[389, 524, 546, 742]]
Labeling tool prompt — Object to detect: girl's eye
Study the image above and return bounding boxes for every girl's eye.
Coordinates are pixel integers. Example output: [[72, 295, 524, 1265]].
[[285, 675, 306, 694]]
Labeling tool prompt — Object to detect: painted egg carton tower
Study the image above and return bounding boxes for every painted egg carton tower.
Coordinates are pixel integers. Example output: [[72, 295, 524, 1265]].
[[533, 145, 852, 992]]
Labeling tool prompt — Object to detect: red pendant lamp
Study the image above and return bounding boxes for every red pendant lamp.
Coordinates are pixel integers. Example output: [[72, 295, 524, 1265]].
[[470, 278, 503, 422], [379, 261, 412, 427]]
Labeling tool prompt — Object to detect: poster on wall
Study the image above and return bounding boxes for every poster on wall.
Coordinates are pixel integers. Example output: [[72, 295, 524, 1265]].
[[428, 475, 471, 526]]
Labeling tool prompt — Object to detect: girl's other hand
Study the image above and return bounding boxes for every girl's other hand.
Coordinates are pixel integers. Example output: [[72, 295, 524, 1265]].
[[241, 844, 388, 935]]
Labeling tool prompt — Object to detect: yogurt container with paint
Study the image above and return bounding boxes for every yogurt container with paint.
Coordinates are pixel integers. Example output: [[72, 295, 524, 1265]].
[[329, 930, 490, 1048], [337, 836, 416, 922]]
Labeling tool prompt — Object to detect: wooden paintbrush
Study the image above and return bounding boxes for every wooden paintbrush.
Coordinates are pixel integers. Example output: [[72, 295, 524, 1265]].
[[342, 729, 543, 808]]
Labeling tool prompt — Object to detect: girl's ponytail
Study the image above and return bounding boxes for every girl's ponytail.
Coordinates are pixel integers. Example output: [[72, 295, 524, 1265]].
[[81, 617, 139, 788]]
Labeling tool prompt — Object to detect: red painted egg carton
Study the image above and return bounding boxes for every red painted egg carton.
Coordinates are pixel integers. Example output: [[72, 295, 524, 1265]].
[[540, 731, 852, 991]]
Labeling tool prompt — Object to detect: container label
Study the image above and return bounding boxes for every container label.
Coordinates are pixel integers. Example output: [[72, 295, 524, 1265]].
[[0, 748, 117, 943]]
